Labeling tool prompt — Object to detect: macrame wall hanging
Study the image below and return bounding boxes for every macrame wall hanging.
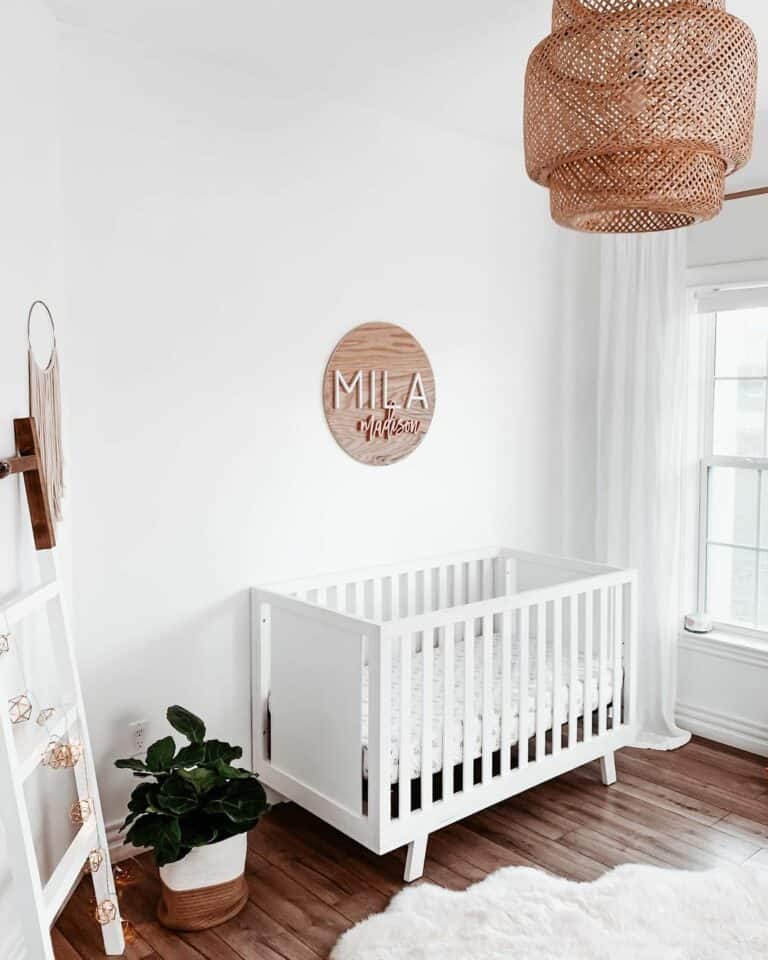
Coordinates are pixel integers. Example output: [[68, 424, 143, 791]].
[[27, 300, 64, 522]]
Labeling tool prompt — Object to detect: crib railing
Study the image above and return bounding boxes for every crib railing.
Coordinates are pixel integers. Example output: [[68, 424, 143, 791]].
[[278, 547, 506, 621], [368, 567, 637, 841]]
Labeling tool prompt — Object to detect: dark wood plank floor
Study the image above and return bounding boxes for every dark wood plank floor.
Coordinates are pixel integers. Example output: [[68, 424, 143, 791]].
[[55, 737, 768, 959]]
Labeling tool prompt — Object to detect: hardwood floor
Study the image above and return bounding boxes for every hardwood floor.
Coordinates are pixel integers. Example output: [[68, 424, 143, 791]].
[[54, 737, 768, 959]]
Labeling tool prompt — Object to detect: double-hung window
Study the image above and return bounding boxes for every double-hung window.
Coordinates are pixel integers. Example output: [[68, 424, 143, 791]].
[[695, 284, 768, 635]]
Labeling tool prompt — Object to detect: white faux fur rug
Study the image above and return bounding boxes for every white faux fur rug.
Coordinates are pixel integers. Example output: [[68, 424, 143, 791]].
[[331, 863, 768, 959]]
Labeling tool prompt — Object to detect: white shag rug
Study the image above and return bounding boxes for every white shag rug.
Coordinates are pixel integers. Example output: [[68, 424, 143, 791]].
[[331, 864, 768, 960]]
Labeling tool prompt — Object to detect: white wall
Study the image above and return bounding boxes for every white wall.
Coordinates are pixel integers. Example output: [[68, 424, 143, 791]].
[[0, 2, 76, 956], [688, 195, 768, 267], [54, 25, 600, 835], [0, 13, 601, 947], [678, 197, 768, 756]]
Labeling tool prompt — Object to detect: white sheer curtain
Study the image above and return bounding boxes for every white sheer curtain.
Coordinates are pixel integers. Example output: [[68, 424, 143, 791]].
[[596, 232, 691, 751]]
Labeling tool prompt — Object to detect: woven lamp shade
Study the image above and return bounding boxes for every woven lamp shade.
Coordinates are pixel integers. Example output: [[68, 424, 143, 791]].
[[524, 0, 758, 233]]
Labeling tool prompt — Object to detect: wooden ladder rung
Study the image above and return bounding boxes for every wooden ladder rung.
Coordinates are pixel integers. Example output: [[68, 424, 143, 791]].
[[1, 581, 59, 627], [43, 819, 98, 927], [19, 705, 79, 783]]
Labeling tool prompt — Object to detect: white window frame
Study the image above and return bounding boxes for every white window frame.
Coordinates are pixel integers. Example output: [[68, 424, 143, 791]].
[[688, 262, 768, 641]]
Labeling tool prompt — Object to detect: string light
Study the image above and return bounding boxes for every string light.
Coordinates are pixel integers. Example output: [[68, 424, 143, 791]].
[[122, 921, 137, 943], [94, 900, 117, 925], [84, 849, 104, 875], [70, 799, 92, 825], [113, 862, 138, 887], [36, 707, 55, 725], [8, 694, 32, 724], [42, 739, 82, 770]]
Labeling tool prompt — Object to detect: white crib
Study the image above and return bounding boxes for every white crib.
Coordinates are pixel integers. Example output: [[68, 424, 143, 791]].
[[251, 547, 637, 881]]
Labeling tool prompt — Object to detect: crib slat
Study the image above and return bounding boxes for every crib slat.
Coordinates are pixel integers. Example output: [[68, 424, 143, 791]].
[[613, 585, 623, 729], [371, 578, 382, 623], [552, 596, 563, 756], [355, 581, 365, 618], [468, 562, 478, 604], [583, 591, 594, 742], [370, 633, 392, 831], [598, 587, 608, 736], [324, 586, 335, 610], [535, 602, 547, 762], [482, 558, 493, 601], [504, 557, 516, 597], [399, 634, 412, 820], [518, 606, 529, 770], [481, 615, 493, 783], [462, 618, 474, 791], [391, 574, 400, 622], [421, 630, 433, 810], [628, 577, 638, 727], [439, 566, 448, 611], [568, 595, 578, 748], [406, 571, 416, 617], [500, 608, 512, 775], [442, 624, 455, 802]]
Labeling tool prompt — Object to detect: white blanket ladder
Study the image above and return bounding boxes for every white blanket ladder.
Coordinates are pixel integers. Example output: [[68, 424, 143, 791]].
[[0, 418, 124, 959]]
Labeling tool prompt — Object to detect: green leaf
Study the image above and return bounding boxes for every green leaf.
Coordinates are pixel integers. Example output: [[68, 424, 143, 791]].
[[179, 814, 219, 848], [121, 811, 139, 831], [127, 781, 161, 816], [178, 766, 220, 795], [172, 743, 206, 768], [115, 757, 148, 772], [126, 814, 182, 866], [203, 778, 268, 823], [157, 774, 199, 816], [203, 813, 254, 844], [201, 741, 242, 766], [212, 760, 252, 780], [146, 736, 176, 772], [167, 706, 206, 744]]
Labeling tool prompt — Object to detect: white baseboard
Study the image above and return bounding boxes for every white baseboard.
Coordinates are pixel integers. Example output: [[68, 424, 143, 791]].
[[676, 701, 768, 758]]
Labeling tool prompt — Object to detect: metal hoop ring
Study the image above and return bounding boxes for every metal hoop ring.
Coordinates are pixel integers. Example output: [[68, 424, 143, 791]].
[[27, 300, 57, 371]]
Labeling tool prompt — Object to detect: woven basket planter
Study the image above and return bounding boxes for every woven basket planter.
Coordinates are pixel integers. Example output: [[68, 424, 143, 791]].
[[157, 834, 248, 931], [524, 0, 758, 233]]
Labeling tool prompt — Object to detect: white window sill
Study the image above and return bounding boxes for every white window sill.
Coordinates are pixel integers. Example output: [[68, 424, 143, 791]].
[[679, 627, 768, 667]]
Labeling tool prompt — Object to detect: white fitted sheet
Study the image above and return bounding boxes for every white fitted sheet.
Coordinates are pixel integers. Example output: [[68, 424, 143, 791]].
[[362, 633, 620, 783]]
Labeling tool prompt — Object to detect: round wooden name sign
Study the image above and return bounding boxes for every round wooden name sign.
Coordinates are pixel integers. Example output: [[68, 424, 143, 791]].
[[323, 322, 435, 466]]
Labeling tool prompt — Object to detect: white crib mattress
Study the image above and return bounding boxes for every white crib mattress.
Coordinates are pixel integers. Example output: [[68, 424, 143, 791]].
[[361, 634, 620, 784]]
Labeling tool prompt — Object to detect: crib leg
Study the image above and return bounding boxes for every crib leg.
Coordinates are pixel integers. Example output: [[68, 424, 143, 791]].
[[600, 750, 617, 786], [404, 835, 428, 882]]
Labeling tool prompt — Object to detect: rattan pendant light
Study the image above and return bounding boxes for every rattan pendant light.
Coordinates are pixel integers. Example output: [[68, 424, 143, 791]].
[[524, 0, 758, 233]]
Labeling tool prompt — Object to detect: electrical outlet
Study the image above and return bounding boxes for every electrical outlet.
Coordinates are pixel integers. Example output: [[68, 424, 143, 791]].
[[129, 719, 151, 757]]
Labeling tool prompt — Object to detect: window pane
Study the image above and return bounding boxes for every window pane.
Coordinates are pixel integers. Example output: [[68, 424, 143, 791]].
[[759, 553, 768, 628], [715, 308, 768, 378], [708, 467, 758, 546], [712, 380, 766, 457], [761, 474, 768, 549], [706, 544, 756, 625]]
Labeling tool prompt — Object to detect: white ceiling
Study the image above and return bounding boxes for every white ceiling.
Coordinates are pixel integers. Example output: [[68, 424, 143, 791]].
[[47, 0, 768, 185]]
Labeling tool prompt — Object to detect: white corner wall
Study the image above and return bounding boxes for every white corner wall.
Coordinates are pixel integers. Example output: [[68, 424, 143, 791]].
[[54, 24, 601, 836], [1, 14, 602, 945], [679, 197, 768, 756], [0, 3, 73, 956], [687, 194, 768, 267]]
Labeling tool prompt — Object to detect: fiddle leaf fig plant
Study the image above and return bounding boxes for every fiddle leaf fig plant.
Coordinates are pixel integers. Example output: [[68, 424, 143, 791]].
[[115, 705, 268, 866]]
